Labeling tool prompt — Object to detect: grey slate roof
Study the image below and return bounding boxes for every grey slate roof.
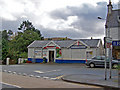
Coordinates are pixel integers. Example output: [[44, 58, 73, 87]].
[[80, 39, 100, 47], [28, 39, 100, 48], [106, 9, 120, 28]]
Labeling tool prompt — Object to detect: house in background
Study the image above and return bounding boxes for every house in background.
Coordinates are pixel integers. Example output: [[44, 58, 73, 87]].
[[105, 0, 120, 59], [27, 39, 104, 63]]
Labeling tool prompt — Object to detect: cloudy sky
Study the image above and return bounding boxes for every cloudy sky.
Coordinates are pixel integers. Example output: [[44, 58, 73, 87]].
[[0, 0, 119, 41]]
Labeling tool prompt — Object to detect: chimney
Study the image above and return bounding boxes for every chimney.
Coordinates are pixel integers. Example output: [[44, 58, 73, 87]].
[[107, 0, 113, 14]]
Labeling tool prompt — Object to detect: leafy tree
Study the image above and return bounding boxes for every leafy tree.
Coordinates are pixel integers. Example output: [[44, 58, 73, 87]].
[[2, 20, 44, 64], [2, 30, 8, 40], [18, 20, 44, 39], [9, 30, 42, 59], [18, 20, 34, 31], [2, 30, 9, 63], [8, 30, 13, 35]]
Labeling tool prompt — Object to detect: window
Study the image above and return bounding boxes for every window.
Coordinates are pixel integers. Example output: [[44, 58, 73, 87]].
[[101, 56, 105, 60], [96, 56, 101, 60], [92, 56, 101, 60]]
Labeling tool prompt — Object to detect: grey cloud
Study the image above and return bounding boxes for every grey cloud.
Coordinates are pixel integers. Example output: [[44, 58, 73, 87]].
[[39, 26, 104, 39], [50, 2, 107, 20], [1, 1, 118, 39], [49, 2, 109, 38]]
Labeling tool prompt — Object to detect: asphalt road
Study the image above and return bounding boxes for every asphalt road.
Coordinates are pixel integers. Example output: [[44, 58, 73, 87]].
[[2, 63, 118, 80]]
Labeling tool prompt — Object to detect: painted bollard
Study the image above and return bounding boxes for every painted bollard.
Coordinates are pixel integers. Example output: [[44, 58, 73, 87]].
[[6, 58, 10, 65]]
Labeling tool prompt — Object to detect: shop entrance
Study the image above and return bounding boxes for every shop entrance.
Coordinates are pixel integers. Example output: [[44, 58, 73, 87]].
[[49, 51, 54, 62]]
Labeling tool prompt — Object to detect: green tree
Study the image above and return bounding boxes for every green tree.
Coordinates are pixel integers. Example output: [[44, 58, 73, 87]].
[[2, 30, 9, 63], [2, 20, 44, 64], [9, 30, 42, 59], [8, 30, 13, 35], [18, 20, 44, 39], [2, 30, 8, 40]]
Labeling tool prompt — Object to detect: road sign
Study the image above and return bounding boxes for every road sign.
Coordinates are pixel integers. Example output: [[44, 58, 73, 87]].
[[106, 37, 112, 43], [106, 43, 112, 48], [112, 41, 120, 46]]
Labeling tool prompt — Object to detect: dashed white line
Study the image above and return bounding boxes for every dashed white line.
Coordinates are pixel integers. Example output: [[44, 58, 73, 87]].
[[34, 69, 61, 74], [8, 71, 12, 73], [23, 73, 27, 76], [35, 76, 41, 78], [43, 77, 49, 79], [12, 72, 16, 74], [29, 75, 34, 77], [3, 70, 7, 72], [34, 71, 44, 74]]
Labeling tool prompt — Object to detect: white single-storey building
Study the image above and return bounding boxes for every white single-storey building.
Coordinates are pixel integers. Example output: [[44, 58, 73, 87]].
[[27, 39, 104, 63]]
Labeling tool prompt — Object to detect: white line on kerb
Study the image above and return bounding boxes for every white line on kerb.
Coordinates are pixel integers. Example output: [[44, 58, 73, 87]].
[[1, 82, 21, 88]]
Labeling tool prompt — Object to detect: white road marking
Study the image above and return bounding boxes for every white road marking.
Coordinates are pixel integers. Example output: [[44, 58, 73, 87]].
[[18, 73, 21, 75], [50, 78, 57, 80], [1, 82, 21, 88], [3, 70, 7, 72], [8, 71, 12, 73], [45, 69, 61, 73], [12, 72, 16, 74], [35, 76, 41, 78], [34, 69, 61, 74], [43, 77, 49, 79], [29, 75, 34, 77], [34, 71, 44, 73], [23, 73, 27, 76]]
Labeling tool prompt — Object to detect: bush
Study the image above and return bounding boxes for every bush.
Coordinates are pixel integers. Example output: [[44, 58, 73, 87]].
[[23, 60, 26, 63], [43, 57, 47, 63], [19, 52, 28, 58]]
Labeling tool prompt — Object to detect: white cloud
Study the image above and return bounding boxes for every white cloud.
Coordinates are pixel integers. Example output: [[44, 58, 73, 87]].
[[1, 0, 119, 39]]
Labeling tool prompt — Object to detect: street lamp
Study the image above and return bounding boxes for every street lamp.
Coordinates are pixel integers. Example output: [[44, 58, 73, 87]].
[[98, 16, 112, 80]]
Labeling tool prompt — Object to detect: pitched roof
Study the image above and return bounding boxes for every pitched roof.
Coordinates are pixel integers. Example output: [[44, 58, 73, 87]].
[[28, 39, 101, 48], [106, 9, 120, 28]]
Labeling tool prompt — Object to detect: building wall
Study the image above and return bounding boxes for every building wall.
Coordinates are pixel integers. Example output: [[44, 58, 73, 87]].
[[71, 49, 86, 60], [28, 41, 104, 63], [86, 47, 104, 59], [28, 48, 34, 58], [61, 48, 71, 59], [107, 27, 120, 40], [86, 48, 96, 59]]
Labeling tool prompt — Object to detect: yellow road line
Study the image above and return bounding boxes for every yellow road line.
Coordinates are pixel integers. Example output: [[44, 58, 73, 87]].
[[55, 75, 64, 79]]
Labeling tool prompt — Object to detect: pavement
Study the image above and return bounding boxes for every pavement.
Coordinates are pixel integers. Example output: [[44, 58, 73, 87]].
[[1, 72, 102, 88], [62, 73, 120, 89]]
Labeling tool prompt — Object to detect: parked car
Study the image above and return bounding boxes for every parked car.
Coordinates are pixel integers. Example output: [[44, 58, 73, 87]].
[[85, 56, 119, 68]]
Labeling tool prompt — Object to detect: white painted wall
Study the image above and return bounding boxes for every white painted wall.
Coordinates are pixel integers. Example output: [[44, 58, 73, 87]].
[[61, 48, 71, 59], [71, 49, 86, 60], [28, 48, 34, 58]]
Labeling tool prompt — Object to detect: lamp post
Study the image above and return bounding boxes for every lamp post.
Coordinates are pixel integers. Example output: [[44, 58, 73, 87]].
[[98, 16, 112, 80]]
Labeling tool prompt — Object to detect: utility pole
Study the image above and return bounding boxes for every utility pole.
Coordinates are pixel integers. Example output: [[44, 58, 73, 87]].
[[98, 17, 112, 80]]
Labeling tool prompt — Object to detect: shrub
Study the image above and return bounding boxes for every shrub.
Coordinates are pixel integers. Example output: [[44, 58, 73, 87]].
[[23, 60, 26, 63], [43, 57, 47, 63]]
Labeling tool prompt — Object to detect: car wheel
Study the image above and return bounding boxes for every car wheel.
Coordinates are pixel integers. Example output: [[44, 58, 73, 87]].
[[112, 64, 118, 69], [89, 63, 95, 68]]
